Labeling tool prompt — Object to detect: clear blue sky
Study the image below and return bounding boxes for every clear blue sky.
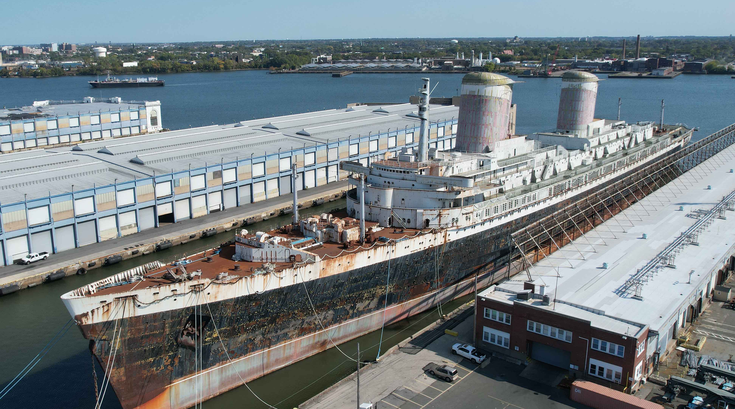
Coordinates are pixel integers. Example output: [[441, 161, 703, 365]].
[[6, 0, 734, 45]]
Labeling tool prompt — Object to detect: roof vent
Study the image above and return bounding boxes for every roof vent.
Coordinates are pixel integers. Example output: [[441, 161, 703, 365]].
[[234, 123, 245, 128], [373, 107, 389, 114], [346, 107, 356, 112], [262, 123, 279, 130], [296, 129, 311, 137], [98, 147, 113, 155], [406, 111, 420, 118]]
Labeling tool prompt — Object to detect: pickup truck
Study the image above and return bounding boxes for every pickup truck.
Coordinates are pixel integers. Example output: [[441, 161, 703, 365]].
[[423, 362, 458, 382], [451, 343, 487, 364], [19, 252, 49, 265]]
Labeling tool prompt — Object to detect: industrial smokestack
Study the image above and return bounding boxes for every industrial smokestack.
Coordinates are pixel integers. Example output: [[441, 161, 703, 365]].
[[622, 39, 626, 60], [556, 71, 599, 133], [456, 72, 515, 153], [471, 50, 475, 67], [417, 77, 430, 162], [635, 34, 641, 59]]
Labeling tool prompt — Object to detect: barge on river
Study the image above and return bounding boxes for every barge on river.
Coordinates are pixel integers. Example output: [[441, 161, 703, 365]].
[[61, 72, 692, 409]]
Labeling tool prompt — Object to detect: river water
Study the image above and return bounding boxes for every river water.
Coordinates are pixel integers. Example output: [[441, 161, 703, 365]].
[[0, 71, 733, 408]]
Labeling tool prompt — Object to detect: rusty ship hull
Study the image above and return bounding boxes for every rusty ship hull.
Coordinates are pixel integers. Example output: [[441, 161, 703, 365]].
[[80, 220, 520, 409], [77, 146, 676, 409], [62, 116, 692, 409]]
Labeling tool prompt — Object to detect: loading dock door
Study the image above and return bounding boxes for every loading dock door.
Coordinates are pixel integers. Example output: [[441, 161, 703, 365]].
[[223, 188, 237, 210], [76, 221, 97, 247], [530, 342, 571, 370], [6, 236, 28, 261], [55, 226, 75, 252], [139, 207, 155, 231], [31, 230, 53, 255]]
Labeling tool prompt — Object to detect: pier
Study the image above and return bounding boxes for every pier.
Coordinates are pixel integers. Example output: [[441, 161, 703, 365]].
[[0, 182, 348, 295]]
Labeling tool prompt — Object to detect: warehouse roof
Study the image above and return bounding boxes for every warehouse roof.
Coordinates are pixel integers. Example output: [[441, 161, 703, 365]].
[[0, 98, 148, 122], [482, 145, 735, 336], [0, 103, 459, 204]]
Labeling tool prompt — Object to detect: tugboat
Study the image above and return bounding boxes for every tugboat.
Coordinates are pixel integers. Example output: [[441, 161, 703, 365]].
[[89, 72, 164, 88]]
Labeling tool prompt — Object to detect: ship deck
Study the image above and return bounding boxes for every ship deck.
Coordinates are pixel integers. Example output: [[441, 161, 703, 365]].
[[87, 216, 428, 298]]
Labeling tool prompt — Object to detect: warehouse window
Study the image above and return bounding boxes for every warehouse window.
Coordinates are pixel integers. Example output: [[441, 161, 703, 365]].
[[588, 358, 622, 384], [591, 338, 625, 358], [483, 326, 509, 349], [527, 320, 572, 343], [484, 308, 511, 325]]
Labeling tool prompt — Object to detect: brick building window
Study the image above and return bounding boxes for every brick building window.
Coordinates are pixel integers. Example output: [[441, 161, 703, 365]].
[[484, 308, 511, 325], [483, 326, 510, 349], [588, 358, 622, 384], [636, 342, 645, 357], [592, 338, 625, 357], [527, 320, 572, 343]]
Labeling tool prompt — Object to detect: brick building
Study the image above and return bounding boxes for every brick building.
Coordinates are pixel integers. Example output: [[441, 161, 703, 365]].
[[473, 165, 735, 394], [476, 283, 648, 391]]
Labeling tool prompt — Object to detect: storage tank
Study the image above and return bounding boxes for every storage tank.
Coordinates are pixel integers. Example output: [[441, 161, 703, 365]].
[[456, 72, 514, 153], [92, 47, 107, 58], [556, 71, 599, 132]]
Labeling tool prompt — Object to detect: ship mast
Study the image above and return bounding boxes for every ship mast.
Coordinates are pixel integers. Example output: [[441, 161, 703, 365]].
[[417, 77, 430, 163]]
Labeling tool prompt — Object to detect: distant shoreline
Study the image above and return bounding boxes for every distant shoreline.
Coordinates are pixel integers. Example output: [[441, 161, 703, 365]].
[[0, 67, 272, 79]]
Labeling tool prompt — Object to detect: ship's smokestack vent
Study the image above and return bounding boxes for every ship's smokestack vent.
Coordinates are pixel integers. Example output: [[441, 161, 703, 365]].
[[556, 71, 599, 133], [456, 72, 514, 153]]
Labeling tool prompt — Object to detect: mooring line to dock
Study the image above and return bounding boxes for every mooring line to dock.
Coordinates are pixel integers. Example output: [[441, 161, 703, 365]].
[[0, 318, 74, 401], [204, 296, 278, 409], [376, 242, 393, 359], [94, 304, 124, 409], [295, 268, 370, 365]]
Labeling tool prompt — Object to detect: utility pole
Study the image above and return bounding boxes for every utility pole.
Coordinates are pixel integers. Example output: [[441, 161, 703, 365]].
[[660, 99, 665, 130], [356, 343, 361, 409]]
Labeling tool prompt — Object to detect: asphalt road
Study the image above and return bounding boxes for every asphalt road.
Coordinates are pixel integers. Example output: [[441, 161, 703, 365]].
[[0, 181, 347, 284]]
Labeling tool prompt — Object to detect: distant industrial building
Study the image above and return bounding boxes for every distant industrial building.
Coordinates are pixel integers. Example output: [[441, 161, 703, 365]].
[[0, 98, 162, 153], [0, 103, 459, 265], [40, 43, 58, 53], [122, 61, 138, 68], [683, 60, 710, 74]]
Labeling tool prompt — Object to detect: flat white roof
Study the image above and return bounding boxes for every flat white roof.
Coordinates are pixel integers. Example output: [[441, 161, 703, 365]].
[[483, 140, 735, 336]]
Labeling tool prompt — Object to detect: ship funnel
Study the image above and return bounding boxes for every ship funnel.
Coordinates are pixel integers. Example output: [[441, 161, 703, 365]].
[[456, 72, 514, 153], [556, 71, 599, 133], [417, 77, 430, 163]]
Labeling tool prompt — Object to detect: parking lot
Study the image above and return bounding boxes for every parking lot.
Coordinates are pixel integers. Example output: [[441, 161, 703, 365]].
[[302, 306, 585, 409]]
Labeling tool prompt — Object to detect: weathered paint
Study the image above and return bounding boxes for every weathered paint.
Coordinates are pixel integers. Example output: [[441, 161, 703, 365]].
[[62, 128, 705, 409]]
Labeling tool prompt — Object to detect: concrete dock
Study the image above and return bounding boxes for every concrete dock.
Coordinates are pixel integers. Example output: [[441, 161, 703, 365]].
[[0, 181, 348, 294]]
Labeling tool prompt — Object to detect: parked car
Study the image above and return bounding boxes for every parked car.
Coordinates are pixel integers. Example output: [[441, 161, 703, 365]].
[[687, 396, 704, 408], [20, 252, 49, 265], [423, 362, 458, 382], [451, 343, 487, 364]]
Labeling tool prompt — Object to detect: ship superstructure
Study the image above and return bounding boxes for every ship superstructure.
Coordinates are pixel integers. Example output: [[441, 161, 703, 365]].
[[61, 72, 692, 409]]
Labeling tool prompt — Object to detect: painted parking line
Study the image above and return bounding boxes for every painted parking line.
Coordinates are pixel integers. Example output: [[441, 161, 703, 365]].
[[415, 379, 446, 392], [402, 385, 437, 400], [419, 366, 479, 408], [379, 399, 401, 409], [694, 329, 735, 343]]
